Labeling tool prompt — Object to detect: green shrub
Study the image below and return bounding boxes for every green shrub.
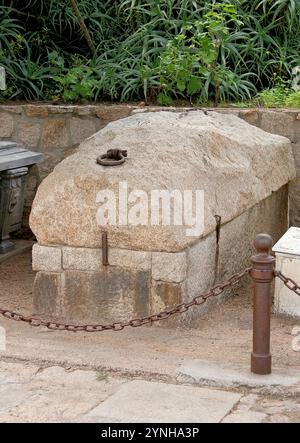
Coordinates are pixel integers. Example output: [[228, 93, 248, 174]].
[[53, 66, 100, 102], [157, 4, 256, 105], [256, 87, 289, 107], [0, 1, 299, 104], [286, 91, 300, 107]]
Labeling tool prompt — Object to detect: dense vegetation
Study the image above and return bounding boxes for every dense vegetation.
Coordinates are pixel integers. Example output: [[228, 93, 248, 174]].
[[0, 0, 300, 105]]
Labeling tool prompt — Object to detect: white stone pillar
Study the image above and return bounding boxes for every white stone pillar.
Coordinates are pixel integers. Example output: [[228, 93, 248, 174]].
[[273, 227, 300, 318]]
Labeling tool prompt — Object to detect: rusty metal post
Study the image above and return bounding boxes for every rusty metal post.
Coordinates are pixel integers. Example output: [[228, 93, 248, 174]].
[[250, 234, 275, 375], [102, 232, 108, 266]]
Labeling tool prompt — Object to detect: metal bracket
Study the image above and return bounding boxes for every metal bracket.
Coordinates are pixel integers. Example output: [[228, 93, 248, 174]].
[[102, 232, 109, 266]]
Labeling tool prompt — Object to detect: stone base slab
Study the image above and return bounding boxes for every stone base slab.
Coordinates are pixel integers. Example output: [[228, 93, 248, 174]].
[[85, 380, 242, 423], [177, 360, 300, 390]]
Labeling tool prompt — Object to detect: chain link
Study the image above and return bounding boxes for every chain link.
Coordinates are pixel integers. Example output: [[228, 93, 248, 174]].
[[274, 270, 300, 296], [0, 267, 251, 332]]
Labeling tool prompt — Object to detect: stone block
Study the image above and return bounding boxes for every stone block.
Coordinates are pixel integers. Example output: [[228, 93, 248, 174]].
[[41, 119, 69, 149], [70, 118, 97, 144], [260, 110, 295, 141], [63, 247, 102, 271], [95, 105, 133, 122], [25, 105, 49, 118], [47, 105, 76, 114], [152, 251, 187, 282], [0, 112, 14, 137], [177, 359, 300, 388], [239, 109, 260, 126], [74, 106, 96, 116], [33, 271, 63, 317], [109, 248, 151, 271], [63, 268, 150, 323], [32, 244, 62, 272], [289, 179, 300, 227], [294, 119, 300, 143], [0, 105, 22, 114], [151, 281, 184, 327], [30, 111, 295, 251], [86, 380, 242, 423], [291, 142, 300, 173], [186, 233, 216, 299], [18, 122, 41, 149], [215, 108, 240, 116], [274, 241, 300, 317]]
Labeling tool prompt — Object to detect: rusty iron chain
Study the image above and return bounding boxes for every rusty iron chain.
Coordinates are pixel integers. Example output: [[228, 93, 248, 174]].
[[0, 267, 251, 332], [274, 270, 300, 296]]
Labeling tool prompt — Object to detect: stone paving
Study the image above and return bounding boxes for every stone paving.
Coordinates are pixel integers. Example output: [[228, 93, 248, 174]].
[[0, 361, 299, 423]]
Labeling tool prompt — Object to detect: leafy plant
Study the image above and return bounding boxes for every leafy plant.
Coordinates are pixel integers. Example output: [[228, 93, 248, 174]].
[[257, 87, 300, 108], [158, 4, 256, 105], [53, 66, 100, 102], [0, 0, 299, 104], [256, 87, 288, 107]]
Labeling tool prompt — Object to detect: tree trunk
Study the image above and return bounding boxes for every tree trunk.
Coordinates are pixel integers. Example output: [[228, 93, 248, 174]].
[[69, 0, 96, 55]]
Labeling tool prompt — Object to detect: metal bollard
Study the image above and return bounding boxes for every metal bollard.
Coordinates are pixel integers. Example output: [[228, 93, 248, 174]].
[[250, 233, 275, 375]]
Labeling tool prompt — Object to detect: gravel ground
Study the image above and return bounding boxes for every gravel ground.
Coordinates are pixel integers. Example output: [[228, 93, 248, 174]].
[[0, 250, 299, 368]]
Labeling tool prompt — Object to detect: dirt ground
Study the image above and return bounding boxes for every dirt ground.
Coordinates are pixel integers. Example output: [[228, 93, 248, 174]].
[[0, 249, 299, 370]]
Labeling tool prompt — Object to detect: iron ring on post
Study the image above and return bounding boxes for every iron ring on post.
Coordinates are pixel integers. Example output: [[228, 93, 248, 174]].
[[97, 149, 127, 166]]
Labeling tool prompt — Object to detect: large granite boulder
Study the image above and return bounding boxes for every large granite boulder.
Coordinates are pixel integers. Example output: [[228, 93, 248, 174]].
[[30, 110, 295, 325], [30, 110, 295, 252]]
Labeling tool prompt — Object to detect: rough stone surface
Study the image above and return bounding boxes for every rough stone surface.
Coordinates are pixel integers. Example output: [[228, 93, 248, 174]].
[[85, 380, 242, 423], [33, 272, 63, 318], [260, 110, 295, 141], [69, 118, 97, 144], [41, 119, 69, 149], [274, 252, 300, 317], [150, 281, 184, 327], [32, 244, 62, 272], [177, 360, 300, 389], [25, 105, 49, 118], [0, 362, 124, 423], [63, 247, 102, 271], [0, 105, 299, 231], [222, 411, 267, 423], [1, 359, 300, 423], [292, 142, 300, 172], [31, 186, 287, 326], [183, 186, 287, 323], [0, 112, 14, 137], [289, 179, 300, 226], [239, 109, 260, 126], [152, 251, 187, 282], [30, 111, 295, 251], [294, 119, 300, 141], [63, 247, 151, 271], [109, 248, 151, 271], [18, 122, 41, 148], [0, 105, 22, 114], [95, 105, 132, 121], [47, 105, 76, 114], [36, 268, 152, 323]]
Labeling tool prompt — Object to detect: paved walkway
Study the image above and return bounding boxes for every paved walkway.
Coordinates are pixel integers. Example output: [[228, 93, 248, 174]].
[[0, 361, 299, 423]]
